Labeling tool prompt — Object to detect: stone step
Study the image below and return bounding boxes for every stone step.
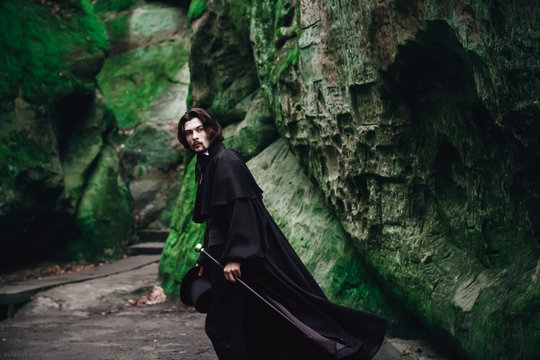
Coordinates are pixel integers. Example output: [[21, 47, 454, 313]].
[[128, 242, 164, 256], [0, 255, 161, 305], [136, 229, 170, 243]]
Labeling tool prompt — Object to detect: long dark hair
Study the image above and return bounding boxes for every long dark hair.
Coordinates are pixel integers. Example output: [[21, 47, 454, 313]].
[[177, 108, 224, 149]]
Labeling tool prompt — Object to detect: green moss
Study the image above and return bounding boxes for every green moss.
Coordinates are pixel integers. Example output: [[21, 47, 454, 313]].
[[222, 0, 251, 32], [122, 124, 183, 176], [79, 0, 110, 52], [330, 253, 387, 313], [63, 144, 133, 262], [0, 0, 109, 103], [0, 131, 49, 188], [97, 43, 189, 128], [159, 157, 205, 298], [274, 0, 283, 33], [277, 43, 299, 78], [187, 0, 207, 22]]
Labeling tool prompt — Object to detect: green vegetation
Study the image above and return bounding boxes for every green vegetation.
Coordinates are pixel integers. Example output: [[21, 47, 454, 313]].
[[97, 44, 189, 129], [187, 0, 207, 22], [79, 0, 110, 52], [159, 157, 205, 298], [222, 0, 251, 32], [0, 131, 49, 188], [277, 43, 299, 78], [121, 123, 183, 179], [0, 0, 109, 103], [65, 145, 133, 262]]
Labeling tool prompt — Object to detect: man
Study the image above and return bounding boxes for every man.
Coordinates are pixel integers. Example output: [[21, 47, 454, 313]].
[[178, 108, 386, 360]]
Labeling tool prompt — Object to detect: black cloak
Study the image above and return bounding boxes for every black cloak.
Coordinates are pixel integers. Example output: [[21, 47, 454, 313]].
[[193, 142, 386, 360]]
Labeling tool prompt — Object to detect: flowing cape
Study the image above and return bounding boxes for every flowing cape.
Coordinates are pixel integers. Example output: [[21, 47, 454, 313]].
[[193, 143, 386, 359]]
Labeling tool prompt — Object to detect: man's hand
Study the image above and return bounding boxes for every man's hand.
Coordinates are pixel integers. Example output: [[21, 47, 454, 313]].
[[197, 264, 204, 276], [223, 262, 242, 283]]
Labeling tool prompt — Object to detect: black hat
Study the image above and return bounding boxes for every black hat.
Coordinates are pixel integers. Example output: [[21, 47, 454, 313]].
[[180, 266, 212, 313]]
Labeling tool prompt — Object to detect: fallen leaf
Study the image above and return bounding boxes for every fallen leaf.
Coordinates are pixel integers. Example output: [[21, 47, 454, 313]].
[[136, 295, 148, 306], [146, 285, 166, 305]]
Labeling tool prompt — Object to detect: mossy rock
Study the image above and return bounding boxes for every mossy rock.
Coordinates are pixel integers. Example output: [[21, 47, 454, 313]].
[[222, 90, 278, 161], [0, 0, 109, 104], [60, 92, 114, 210], [0, 0, 118, 267], [120, 123, 183, 180], [97, 41, 189, 129], [188, 0, 259, 126], [119, 123, 183, 228], [159, 156, 205, 297], [247, 139, 394, 317], [62, 144, 133, 262]]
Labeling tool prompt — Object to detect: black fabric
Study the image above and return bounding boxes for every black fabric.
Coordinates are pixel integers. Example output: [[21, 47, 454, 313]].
[[193, 143, 386, 360], [193, 142, 263, 223]]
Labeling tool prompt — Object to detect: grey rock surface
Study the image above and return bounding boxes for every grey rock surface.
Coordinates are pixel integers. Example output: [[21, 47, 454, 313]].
[[0, 263, 217, 360], [0, 258, 449, 360]]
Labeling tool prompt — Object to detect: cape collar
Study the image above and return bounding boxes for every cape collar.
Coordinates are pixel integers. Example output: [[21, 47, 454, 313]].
[[197, 141, 224, 161], [195, 142, 224, 183]]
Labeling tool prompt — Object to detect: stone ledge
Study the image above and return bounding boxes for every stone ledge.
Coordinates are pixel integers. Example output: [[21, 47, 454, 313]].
[[128, 242, 165, 255], [0, 255, 161, 305]]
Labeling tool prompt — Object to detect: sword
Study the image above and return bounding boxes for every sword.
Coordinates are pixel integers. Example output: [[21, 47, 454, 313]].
[[194, 243, 316, 340], [194, 244, 348, 354]]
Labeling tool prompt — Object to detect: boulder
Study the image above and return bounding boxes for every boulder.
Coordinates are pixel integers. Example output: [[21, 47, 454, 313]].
[[62, 143, 133, 261], [222, 89, 279, 161], [0, 0, 133, 266], [247, 139, 393, 317], [119, 123, 183, 229], [96, 1, 190, 129]]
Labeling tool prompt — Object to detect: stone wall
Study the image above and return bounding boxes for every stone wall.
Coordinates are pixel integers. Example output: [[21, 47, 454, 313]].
[[164, 1, 539, 358], [251, 1, 539, 358]]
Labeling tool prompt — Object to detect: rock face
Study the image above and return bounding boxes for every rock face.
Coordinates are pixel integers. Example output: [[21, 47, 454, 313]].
[[96, 1, 190, 129], [96, 0, 190, 231], [163, 1, 539, 359], [250, 1, 539, 359], [188, 0, 259, 126], [0, 0, 133, 265]]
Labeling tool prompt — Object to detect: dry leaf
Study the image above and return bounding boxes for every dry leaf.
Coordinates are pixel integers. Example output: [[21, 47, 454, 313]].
[[146, 285, 166, 305], [136, 295, 148, 306]]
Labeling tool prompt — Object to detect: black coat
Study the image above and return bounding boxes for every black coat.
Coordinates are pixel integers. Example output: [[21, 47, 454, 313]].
[[193, 142, 386, 360]]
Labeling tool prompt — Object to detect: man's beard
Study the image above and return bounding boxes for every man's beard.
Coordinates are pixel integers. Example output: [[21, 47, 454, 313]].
[[192, 142, 208, 153]]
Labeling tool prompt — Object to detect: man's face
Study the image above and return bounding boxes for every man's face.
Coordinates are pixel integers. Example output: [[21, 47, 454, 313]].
[[184, 118, 210, 153]]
